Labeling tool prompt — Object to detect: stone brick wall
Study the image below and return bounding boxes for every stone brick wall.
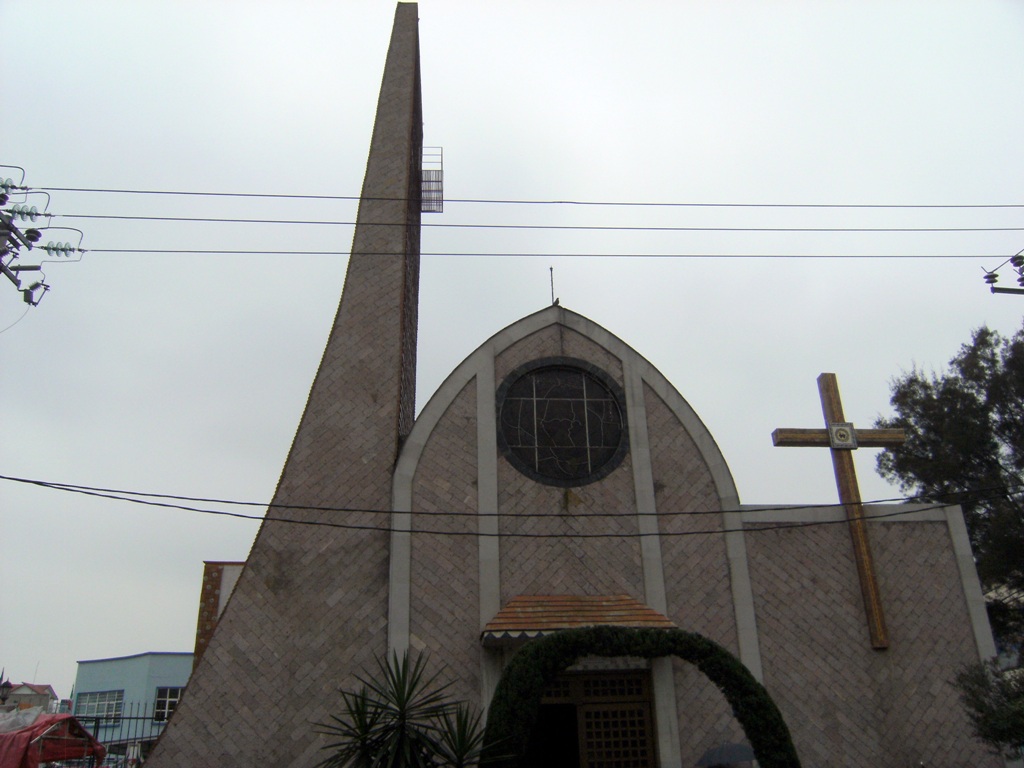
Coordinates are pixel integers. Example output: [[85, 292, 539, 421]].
[[645, 384, 733, 646], [494, 327, 646, 603], [746, 517, 1000, 767], [643, 382, 744, 761], [409, 379, 482, 705], [873, 519, 998, 766], [672, 658, 748, 767]]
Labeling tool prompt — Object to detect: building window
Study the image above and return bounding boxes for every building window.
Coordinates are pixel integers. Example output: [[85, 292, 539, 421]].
[[497, 358, 628, 487], [154, 687, 183, 722], [74, 690, 124, 724]]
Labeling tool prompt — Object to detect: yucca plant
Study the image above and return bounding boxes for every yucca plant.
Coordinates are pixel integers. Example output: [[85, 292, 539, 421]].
[[432, 703, 488, 768], [316, 687, 385, 768], [316, 651, 460, 768]]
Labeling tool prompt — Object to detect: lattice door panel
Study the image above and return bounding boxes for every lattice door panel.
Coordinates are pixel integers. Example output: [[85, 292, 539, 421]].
[[582, 675, 647, 700], [580, 702, 655, 768]]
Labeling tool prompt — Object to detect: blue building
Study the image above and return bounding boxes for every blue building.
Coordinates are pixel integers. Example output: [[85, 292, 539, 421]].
[[72, 652, 192, 761]]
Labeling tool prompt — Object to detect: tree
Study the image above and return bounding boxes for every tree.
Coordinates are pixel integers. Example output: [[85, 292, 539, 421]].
[[875, 323, 1024, 650], [315, 651, 493, 768], [954, 660, 1024, 760]]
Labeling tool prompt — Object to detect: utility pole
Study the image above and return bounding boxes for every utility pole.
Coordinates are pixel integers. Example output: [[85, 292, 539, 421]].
[[983, 250, 1024, 296], [1, 169, 89, 309], [0, 193, 48, 306]]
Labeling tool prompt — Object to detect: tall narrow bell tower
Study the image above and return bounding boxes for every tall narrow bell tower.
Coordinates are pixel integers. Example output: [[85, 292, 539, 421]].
[[148, 5, 423, 766]]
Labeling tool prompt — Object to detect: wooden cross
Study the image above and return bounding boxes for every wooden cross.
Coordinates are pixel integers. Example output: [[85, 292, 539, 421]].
[[772, 373, 905, 650]]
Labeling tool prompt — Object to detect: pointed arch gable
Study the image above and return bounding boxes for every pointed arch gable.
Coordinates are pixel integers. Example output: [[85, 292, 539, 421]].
[[396, 305, 739, 507], [388, 306, 762, 712]]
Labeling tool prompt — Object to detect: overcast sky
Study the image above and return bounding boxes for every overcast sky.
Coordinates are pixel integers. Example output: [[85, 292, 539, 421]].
[[3, 0, 1024, 699]]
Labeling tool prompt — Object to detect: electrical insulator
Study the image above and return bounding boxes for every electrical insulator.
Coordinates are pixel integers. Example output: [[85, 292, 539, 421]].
[[984, 272, 999, 285], [10, 205, 39, 222], [44, 241, 75, 257], [24, 229, 41, 243]]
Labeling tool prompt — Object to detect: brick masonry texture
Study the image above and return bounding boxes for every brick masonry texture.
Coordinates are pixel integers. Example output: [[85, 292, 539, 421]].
[[495, 328, 646, 603], [746, 519, 999, 767], [147, 6, 423, 767], [495, 324, 626, 390], [191, 563, 224, 668], [644, 384, 733, 646], [871, 520, 999, 767], [409, 379, 482, 705], [672, 657, 748, 767], [642, 383, 746, 760]]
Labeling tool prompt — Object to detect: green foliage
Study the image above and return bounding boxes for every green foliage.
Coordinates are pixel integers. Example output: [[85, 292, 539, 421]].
[[318, 687, 385, 768], [315, 651, 492, 768], [481, 625, 800, 768], [954, 660, 1024, 759], [433, 703, 489, 768], [875, 323, 1024, 649]]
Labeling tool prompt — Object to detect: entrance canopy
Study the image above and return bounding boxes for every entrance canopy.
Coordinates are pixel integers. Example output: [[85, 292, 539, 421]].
[[481, 595, 675, 647]]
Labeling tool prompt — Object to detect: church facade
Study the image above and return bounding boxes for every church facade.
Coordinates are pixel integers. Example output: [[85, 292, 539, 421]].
[[149, 5, 1002, 767]]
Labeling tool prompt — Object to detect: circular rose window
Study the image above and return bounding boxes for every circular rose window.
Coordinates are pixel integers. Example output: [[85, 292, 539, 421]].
[[497, 358, 627, 486]]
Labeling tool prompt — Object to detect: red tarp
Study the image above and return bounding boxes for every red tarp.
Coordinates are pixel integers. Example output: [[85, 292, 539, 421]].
[[0, 712, 106, 768]]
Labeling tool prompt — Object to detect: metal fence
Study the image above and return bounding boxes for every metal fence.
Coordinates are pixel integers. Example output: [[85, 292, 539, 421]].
[[67, 701, 170, 767]]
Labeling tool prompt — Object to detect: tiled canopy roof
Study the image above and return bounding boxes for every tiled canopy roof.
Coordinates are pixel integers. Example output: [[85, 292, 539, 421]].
[[481, 594, 675, 646]]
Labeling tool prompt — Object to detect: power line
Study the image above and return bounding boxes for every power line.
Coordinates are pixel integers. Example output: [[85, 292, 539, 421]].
[[0, 472, 928, 517], [82, 249, 1006, 259], [51, 213, 1024, 234], [2, 472, 1011, 541], [17, 485, 990, 539], [28, 186, 1024, 210]]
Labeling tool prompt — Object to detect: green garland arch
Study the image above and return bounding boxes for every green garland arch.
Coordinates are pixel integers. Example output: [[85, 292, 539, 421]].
[[482, 625, 801, 768]]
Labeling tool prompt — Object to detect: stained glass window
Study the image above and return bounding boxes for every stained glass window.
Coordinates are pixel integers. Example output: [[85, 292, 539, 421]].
[[498, 360, 626, 486]]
